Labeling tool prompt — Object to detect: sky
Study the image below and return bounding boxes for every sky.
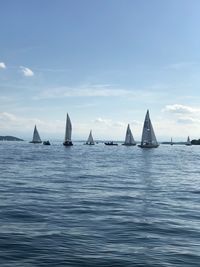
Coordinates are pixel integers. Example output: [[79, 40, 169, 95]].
[[1, 0, 200, 141]]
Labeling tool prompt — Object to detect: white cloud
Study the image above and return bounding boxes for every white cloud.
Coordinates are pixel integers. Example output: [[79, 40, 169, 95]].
[[95, 117, 111, 125], [176, 117, 200, 124], [162, 104, 200, 132], [0, 112, 64, 136], [0, 112, 42, 128], [33, 84, 169, 105], [0, 62, 6, 69], [163, 104, 200, 115], [36, 85, 134, 99], [165, 62, 197, 71], [20, 66, 34, 77]]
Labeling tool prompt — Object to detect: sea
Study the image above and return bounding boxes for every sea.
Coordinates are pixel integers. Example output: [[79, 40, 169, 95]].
[[0, 141, 200, 267]]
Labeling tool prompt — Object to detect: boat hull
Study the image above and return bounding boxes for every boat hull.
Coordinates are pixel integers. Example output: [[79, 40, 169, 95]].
[[122, 143, 136, 146], [30, 141, 42, 144], [43, 141, 51, 145], [138, 144, 159, 148], [63, 141, 73, 146], [104, 142, 118, 146], [85, 143, 95, 145]]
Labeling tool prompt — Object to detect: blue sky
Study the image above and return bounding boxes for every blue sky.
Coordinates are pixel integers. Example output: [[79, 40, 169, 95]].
[[1, 0, 200, 141]]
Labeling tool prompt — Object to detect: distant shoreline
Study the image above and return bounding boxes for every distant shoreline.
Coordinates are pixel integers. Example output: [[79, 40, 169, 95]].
[[0, 136, 24, 141]]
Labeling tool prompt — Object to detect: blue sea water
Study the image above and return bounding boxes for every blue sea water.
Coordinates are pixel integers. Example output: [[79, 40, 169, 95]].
[[0, 141, 200, 266]]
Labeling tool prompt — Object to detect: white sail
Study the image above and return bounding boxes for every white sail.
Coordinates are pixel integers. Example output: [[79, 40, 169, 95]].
[[64, 113, 72, 142], [140, 110, 158, 147], [124, 124, 136, 145], [86, 130, 95, 145], [31, 125, 42, 143], [186, 136, 192, 145]]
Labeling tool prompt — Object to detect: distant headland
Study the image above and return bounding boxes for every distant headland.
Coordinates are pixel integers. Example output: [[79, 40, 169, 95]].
[[0, 136, 24, 141], [191, 139, 200, 145]]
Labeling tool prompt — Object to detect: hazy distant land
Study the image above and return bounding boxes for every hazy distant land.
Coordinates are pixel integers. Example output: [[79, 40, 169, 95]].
[[0, 136, 24, 141]]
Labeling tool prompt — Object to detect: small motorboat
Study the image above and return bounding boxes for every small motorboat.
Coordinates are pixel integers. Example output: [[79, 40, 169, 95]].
[[104, 141, 118, 146], [43, 140, 51, 145]]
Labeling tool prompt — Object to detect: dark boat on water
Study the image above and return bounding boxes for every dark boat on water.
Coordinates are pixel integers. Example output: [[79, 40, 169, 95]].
[[104, 141, 118, 146], [43, 140, 51, 145], [63, 141, 73, 146]]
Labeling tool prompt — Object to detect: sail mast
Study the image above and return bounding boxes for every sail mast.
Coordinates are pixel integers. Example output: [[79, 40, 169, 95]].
[[64, 113, 72, 142], [63, 113, 73, 146]]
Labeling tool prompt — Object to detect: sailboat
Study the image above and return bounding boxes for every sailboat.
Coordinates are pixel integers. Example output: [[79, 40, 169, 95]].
[[30, 125, 42, 143], [185, 136, 192, 146], [170, 137, 173, 145], [63, 113, 73, 146], [85, 130, 95, 145], [138, 110, 159, 148], [122, 124, 136, 146]]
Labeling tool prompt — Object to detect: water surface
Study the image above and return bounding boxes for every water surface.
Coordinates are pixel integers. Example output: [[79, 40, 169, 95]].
[[0, 142, 200, 266]]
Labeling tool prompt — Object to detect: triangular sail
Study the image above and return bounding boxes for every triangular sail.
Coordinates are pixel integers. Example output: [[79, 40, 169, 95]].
[[86, 130, 94, 144], [124, 124, 136, 145], [186, 136, 191, 145], [32, 125, 42, 143], [141, 110, 158, 146], [64, 113, 72, 142]]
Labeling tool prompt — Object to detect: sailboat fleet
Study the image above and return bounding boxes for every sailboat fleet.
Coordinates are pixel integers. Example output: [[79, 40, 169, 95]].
[[29, 110, 193, 147]]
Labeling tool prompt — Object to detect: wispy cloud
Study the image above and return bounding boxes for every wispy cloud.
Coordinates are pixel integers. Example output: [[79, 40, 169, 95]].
[[162, 104, 200, 125], [163, 104, 200, 114], [0, 112, 42, 128], [94, 117, 140, 128], [0, 112, 64, 136], [165, 62, 198, 71], [176, 117, 200, 124], [35, 84, 136, 99], [95, 117, 111, 125], [0, 62, 6, 69], [20, 66, 34, 77], [34, 67, 70, 73]]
